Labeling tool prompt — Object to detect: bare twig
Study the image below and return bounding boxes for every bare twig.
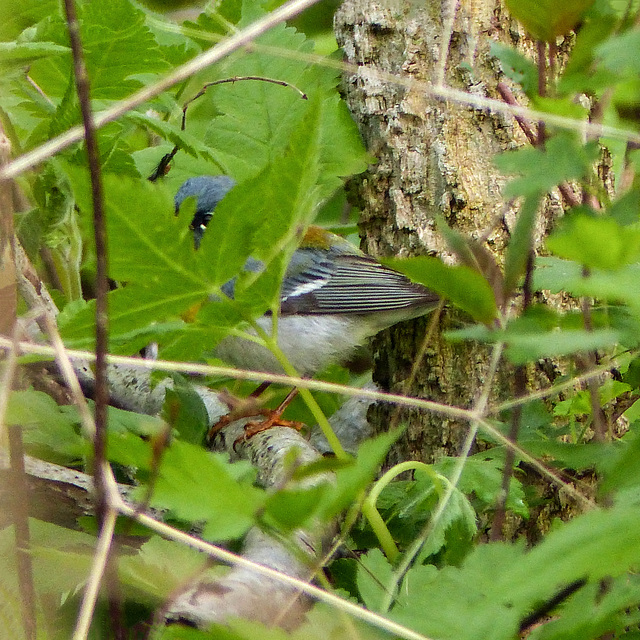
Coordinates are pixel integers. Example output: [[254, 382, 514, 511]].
[[537, 40, 547, 146], [72, 508, 118, 640], [63, 0, 120, 634], [150, 75, 307, 180], [8, 425, 36, 640], [496, 82, 580, 208]]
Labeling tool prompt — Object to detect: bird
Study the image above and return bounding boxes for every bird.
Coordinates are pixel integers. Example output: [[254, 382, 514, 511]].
[[175, 174, 236, 249], [175, 175, 440, 438]]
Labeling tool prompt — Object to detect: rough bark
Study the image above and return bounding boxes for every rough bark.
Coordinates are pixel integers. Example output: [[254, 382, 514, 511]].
[[334, 0, 565, 467]]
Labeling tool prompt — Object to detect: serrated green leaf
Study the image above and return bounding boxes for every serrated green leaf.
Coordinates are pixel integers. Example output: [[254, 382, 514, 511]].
[[490, 43, 538, 97], [0, 41, 68, 73], [546, 211, 640, 270], [125, 112, 229, 169], [119, 535, 217, 601], [28, 0, 169, 103], [0, 0, 59, 40], [496, 135, 599, 199], [384, 256, 497, 323], [436, 455, 528, 517], [357, 548, 394, 612], [6, 389, 87, 463], [144, 440, 265, 541]]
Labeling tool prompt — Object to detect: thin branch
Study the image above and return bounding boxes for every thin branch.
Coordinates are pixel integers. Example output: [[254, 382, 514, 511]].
[[0, 326, 20, 447], [149, 75, 307, 181], [62, 0, 110, 503], [71, 508, 118, 640], [537, 40, 547, 146], [0, 333, 625, 464], [63, 1, 119, 633], [8, 425, 37, 640], [496, 82, 580, 208]]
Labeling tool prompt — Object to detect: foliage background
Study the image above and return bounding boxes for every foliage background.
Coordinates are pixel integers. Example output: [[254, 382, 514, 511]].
[[2, 0, 640, 639]]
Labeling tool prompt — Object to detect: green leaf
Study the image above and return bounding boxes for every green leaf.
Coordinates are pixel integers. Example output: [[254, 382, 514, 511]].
[[200, 23, 320, 181], [505, 328, 620, 365], [392, 505, 640, 640], [503, 194, 539, 297], [6, 389, 87, 463], [546, 211, 640, 270], [533, 256, 585, 293], [118, 535, 217, 601], [263, 485, 329, 531], [28, 0, 169, 102], [384, 256, 497, 323], [490, 43, 538, 97], [144, 440, 265, 541], [357, 548, 394, 612], [162, 379, 209, 445], [505, 0, 594, 41], [0, 41, 68, 73], [496, 135, 599, 199], [597, 29, 640, 75], [436, 455, 528, 517], [0, 0, 59, 40], [599, 425, 640, 496], [317, 429, 401, 521]]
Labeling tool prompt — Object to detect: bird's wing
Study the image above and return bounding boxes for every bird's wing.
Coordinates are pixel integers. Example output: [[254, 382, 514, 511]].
[[280, 251, 439, 316]]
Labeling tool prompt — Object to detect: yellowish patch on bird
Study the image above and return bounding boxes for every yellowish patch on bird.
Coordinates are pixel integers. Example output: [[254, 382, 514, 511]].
[[302, 225, 333, 250], [181, 300, 205, 323]]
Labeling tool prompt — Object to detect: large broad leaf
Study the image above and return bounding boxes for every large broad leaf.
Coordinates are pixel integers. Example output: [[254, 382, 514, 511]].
[[28, 0, 169, 102], [0, 41, 68, 73], [391, 505, 640, 640], [0, 0, 58, 40], [144, 440, 265, 541], [505, 0, 594, 41], [198, 21, 368, 184], [546, 211, 640, 270], [384, 256, 497, 323]]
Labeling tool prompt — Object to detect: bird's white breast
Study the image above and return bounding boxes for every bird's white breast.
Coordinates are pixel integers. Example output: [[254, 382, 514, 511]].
[[213, 315, 371, 376]]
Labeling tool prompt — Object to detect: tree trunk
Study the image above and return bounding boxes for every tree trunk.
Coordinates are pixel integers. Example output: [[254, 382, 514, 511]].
[[333, 1, 565, 472]]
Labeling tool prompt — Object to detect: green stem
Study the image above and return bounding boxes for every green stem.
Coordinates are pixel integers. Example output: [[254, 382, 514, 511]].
[[363, 462, 444, 563], [252, 318, 349, 461]]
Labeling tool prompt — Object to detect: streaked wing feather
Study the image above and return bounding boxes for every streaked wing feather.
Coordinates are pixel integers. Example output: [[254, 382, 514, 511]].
[[280, 253, 439, 315]]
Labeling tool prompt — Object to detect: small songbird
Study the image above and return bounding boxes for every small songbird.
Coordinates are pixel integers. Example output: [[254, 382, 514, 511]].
[[175, 175, 440, 378]]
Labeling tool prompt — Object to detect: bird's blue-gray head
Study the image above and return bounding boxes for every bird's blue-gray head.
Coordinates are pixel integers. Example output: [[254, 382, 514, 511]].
[[174, 175, 236, 248]]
